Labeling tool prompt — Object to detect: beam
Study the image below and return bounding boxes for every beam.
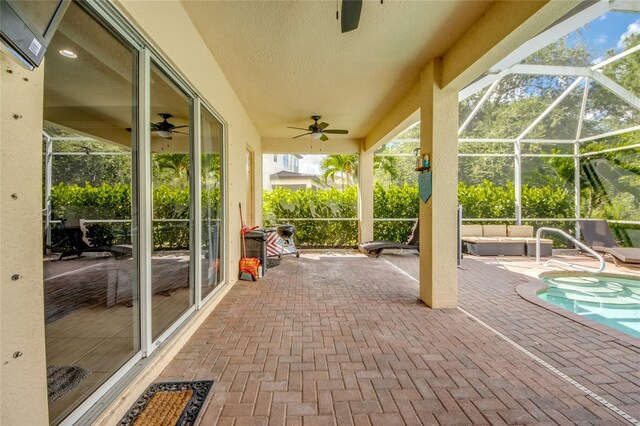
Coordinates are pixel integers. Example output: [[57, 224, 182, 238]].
[[459, 79, 500, 135], [516, 77, 585, 140], [456, 0, 607, 98], [589, 71, 640, 111], [262, 138, 361, 154], [444, 0, 583, 91], [364, 84, 420, 152]]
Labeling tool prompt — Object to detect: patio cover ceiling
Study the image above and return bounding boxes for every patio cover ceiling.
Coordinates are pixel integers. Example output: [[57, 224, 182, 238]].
[[181, 0, 493, 140]]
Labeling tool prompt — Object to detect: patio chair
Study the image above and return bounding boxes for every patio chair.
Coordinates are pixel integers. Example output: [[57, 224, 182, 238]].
[[578, 219, 640, 266], [58, 218, 132, 260], [359, 220, 419, 257]]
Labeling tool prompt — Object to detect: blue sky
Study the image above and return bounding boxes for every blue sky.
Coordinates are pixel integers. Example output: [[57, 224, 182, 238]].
[[576, 11, 640, 62]]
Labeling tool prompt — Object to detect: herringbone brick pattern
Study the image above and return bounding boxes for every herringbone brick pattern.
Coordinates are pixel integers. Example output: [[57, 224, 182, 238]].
[[159, 254, 637, 425]]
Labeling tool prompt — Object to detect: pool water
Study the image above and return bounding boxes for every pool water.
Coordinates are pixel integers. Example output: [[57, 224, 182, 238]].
[[538, 274, 640, 339]]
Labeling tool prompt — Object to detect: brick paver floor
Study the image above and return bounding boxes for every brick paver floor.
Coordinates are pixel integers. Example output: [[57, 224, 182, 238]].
[[158, 253, 639, 425]]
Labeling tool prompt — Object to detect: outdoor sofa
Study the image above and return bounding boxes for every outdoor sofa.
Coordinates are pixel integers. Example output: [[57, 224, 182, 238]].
[[461, 224, 553, 257]]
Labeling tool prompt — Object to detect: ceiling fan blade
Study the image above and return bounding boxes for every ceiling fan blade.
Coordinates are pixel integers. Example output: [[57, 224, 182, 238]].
[[171, 125, 189, 129], [341, 0, 362, 33], [287, 126, 310, 131], [172, 130, 189, 135], [323, 129, 349, 134], [320, 134, 329, 142], [317, 122, 329, 130], [292, 133, 312, 139]]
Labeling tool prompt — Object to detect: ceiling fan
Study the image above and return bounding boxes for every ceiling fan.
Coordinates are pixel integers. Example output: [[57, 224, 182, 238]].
[[339, 0, 383, 33], [288, 116, 349, 141], [150, 113, 188, 139], [126, 113, 189, 139]]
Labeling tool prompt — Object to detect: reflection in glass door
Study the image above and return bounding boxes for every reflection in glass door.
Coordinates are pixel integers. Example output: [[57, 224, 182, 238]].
[[150, 62, 194, 340], [42, 2, 140, 423], [201, 108, 224, 298]]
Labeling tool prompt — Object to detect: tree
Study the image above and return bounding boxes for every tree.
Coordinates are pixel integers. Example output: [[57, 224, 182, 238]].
[[320, 155, 358, 189]]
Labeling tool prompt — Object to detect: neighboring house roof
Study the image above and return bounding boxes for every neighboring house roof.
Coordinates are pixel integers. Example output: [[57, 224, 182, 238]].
[[271, 171, 319, 179], [270, 171, 327, 188]]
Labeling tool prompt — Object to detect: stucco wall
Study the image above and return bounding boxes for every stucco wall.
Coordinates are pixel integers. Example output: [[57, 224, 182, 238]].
[[0, 52, 50, 426]]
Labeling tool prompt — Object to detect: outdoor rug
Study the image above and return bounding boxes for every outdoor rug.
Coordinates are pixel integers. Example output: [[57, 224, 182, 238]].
[[48, 365, 91, 404], [119, 381, 213, 426]]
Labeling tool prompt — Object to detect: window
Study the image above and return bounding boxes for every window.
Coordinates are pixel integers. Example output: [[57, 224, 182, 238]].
[[283, 154, 289, 168], [273, 154, 277, 162]]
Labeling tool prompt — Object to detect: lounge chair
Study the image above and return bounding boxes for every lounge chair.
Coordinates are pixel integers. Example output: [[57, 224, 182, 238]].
[[359, 220, 419, 257], [58, 219, 132, 260], [578, 219, 640, 266]]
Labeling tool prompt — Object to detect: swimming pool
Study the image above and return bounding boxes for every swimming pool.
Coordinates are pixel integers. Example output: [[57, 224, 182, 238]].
[[538, 274, 640, 339]]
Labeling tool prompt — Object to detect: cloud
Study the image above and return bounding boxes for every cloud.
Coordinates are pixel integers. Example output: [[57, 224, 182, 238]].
[[599, 14, 607, 21], [595, 34, 607, 45], [617, 20, 640, 49], [299, 155, 325, 175]]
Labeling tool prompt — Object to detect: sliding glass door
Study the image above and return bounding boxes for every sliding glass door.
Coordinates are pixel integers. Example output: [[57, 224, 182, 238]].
[[40, 1, 226, 423], [149, 63, 194, 340], [42, 2, 140, 423]]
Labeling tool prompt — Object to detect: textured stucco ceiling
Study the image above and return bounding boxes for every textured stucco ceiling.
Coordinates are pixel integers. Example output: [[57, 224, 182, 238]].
[[182, 0, 492, 140]]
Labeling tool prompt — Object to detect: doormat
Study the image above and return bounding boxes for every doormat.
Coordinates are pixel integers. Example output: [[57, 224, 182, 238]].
[[119, 381, 213, 426], [48, 365, 91, 404]]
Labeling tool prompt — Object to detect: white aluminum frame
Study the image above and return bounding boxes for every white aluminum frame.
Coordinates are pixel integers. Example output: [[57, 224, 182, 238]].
[[456, 3, 640, 229], [42, 0, 230, 423]]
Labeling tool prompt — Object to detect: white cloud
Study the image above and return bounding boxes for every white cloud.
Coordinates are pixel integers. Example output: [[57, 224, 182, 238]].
[[595, 34, 607, 45], [599, 14, 607, 21], [617, 20, 640, 49], [299, 155, 326, 175]]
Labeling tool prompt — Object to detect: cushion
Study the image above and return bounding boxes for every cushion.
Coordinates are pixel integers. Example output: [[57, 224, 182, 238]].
[[461, 225, 483, 237], [508, 225, 534, 238], [482, 224, 507, 237]]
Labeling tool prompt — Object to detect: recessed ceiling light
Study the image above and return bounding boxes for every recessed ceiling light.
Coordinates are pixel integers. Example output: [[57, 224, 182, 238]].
[[59, 49, 77, 59]]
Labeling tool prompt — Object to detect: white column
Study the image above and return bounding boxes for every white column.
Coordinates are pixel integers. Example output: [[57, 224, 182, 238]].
[[419, 59, 459, 308], [358, 149, 374, 243]]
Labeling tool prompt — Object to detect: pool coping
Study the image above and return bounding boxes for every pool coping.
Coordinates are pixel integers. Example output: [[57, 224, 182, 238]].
[[515, 271, 640, 349]]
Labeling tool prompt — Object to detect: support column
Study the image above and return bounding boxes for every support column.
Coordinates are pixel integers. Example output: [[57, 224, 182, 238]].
[[419, 59, 459, 308], [358, 148, 374, 243]]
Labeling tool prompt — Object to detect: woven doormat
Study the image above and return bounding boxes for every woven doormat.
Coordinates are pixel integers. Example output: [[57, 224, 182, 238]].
[[119, 381, 213, 426]]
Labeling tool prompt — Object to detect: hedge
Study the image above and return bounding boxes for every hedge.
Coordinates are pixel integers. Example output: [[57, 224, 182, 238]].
[[50, 181, 575, 250], [50, 183, 220, 251]]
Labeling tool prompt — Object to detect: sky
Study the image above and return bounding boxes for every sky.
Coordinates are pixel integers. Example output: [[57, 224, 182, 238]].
[[577, 11, 640, 62], [291, 11, 640, 177]]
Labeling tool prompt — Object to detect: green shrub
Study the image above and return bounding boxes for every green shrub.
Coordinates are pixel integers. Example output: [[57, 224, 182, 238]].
[[51, 183, 219, 251], [49, 180, 578, 250]]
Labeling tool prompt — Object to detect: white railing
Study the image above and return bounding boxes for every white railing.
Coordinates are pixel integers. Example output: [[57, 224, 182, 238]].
[[536, 227, 605, 273]]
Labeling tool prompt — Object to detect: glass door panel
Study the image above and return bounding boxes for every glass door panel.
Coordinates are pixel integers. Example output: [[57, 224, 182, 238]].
[[200, 108, 224, 299], [150, 62, 194, 340], [42, 2, 140, 423]]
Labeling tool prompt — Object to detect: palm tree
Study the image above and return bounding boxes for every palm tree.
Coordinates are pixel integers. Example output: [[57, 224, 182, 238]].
[[320, 155, 358, 189], [155, 154, 190, 187], [373, 155, 399, 181], [320, 154, 401, 189]]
